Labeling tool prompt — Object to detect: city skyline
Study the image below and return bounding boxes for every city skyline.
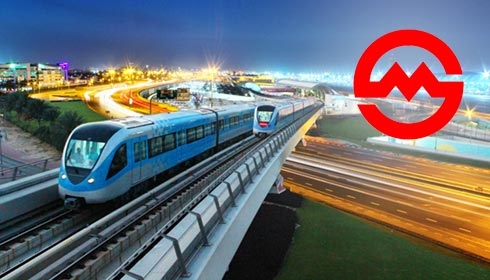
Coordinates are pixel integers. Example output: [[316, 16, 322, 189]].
[[2, 0, 490, 73]]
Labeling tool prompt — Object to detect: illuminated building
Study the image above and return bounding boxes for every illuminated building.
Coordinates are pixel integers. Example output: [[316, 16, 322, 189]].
[[0, 62, 66, 89]]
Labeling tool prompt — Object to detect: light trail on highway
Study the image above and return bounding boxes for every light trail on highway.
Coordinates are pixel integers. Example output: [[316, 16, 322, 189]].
[[283, 138, 490, 261]]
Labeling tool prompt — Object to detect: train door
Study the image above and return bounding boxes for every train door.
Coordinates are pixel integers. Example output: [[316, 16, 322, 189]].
[[132, 137, 147, 184]]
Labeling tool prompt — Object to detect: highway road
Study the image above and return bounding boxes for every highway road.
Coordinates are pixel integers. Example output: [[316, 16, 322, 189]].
[[30, 81, 180, 118], [85, 81, 179, 118], [283, 137, 490, 261], [297, 136, 490, 193]]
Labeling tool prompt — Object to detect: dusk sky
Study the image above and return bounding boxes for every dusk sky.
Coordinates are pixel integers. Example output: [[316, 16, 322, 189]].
[[2, 0, 490, 73]]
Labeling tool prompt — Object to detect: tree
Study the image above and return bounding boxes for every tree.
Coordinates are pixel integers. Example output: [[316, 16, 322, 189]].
[[13, 93, 29, 117], [0, 92, 25, 112], [25, 98, 50, 125], [42, 107, 60, 123], [48, 111, 85, 151], [57, 111, 85, 133]]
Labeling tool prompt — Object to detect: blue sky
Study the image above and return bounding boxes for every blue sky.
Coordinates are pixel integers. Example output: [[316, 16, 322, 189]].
[[2, 0, 490, 73]]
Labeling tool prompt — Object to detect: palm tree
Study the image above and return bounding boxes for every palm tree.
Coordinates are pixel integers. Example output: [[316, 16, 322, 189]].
[[50, 111, 85, 150], [57, 111, 85, 133], [0, 92, 24, 112], [25, 98, 51, 126], [42, 107, 60, 123], [13, 93, 29, 117]]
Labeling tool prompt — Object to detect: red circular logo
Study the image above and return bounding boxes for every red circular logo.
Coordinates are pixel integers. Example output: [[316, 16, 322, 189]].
[[354, 29, 464, 139]]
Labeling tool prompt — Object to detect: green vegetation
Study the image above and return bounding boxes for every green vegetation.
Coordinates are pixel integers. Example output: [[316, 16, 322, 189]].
[[276, 114, 490, 279], [0, 93, 106, 151], [51, 101, 106, 123], [317, 115, 380, 142], [277, 200, 490, 280], [315, 115, 489, 168]]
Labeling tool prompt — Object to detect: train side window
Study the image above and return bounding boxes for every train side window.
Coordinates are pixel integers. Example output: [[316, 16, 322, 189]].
[[178, 130, 186, 146], [149, 136, 163, 157], [204, 124, 212, 136], [218, 120, 224, 130], [163, 133, 176, 151], [196, 125, 204, 140], [134, 141, 147, 162], [187, 127, 196, 143], [107, 144, 127, 179], [211, 123, 216, 134]]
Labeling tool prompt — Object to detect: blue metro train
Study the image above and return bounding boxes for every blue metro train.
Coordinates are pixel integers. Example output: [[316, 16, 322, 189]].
[[253, 98, 317, 137], [59, 105, 255, 208]]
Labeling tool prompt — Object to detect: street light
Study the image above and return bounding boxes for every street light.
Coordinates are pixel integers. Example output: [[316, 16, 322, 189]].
[[149, 94, 155, 114], [9, 63, 17, 91], [433, 133, 438, 152], [0, 130, 4, 176], [208, 66, 218, 108], [464, 105, 475, 121]]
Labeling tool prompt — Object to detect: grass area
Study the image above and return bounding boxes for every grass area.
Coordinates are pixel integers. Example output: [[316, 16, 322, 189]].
[[315, 115, 489, 168], [277, 199, 490, 280], [317, 114, 380, 142], [275, 114, 490, 279], [50, 100, 107, 123]]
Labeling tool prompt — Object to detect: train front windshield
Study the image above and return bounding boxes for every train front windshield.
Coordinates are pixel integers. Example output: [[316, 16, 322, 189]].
[[65, 139, 105, 169], [256, 105, 275, 127]]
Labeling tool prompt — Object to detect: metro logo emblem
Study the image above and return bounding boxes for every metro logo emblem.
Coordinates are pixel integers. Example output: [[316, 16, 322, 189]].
[[366, 62, 458, 101], [354, 29, 464, 139]]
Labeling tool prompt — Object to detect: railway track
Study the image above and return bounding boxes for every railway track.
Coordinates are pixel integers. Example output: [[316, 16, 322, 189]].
[[0, 204, 112, 278], [2, 135, 265, 279], [0, 104, 322, 279]]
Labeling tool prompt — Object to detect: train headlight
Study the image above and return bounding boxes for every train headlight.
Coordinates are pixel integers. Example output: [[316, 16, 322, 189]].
[[87, 178, 95, 184], [61, 173, 67, 180]]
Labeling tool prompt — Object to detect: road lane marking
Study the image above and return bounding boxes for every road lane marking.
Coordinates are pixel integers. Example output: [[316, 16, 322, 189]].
[[396, 209, 407, 214], [396, 201, 413, 207], [425, 218, 438, 223], [459, 227, 472, 233], [324, 188, 333, 192], [450, 215, 471, 223], [347, 195, 356, 199], [287, 155, 490, 215], [370, 202, 380, 206]]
